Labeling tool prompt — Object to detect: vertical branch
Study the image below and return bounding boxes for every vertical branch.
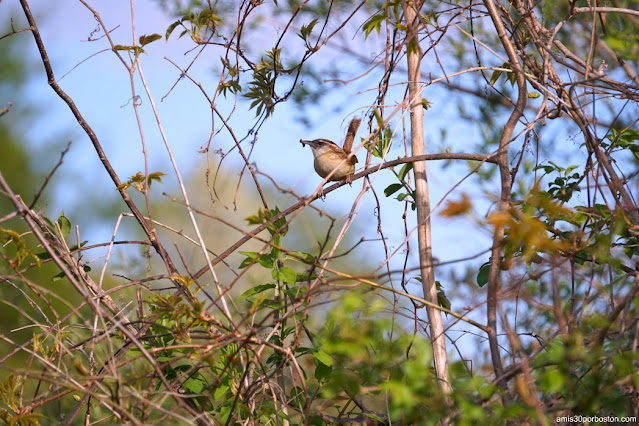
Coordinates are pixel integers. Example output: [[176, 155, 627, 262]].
[[18, 0, 188, 298], [402, 0, 451, 395], [482, 0, 528, 392]]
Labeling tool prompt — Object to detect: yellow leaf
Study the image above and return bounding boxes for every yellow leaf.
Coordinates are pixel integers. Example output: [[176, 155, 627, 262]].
[[439, 194, 471, 217], [487, 210, 513, 227]]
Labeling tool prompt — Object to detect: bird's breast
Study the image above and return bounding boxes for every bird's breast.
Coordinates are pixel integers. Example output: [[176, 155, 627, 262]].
[[313, 151, 355, 181]]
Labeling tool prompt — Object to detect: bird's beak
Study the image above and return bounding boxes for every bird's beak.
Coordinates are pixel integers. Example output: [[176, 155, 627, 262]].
[[300, 139, 308, 147]]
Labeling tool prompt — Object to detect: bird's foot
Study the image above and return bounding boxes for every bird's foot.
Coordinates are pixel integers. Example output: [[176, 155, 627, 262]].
[[315, 186, 326, 200], [345, 173, 353, 186]]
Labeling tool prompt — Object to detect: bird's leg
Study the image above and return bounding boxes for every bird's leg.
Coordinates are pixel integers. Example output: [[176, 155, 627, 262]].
[[317, 185, 326, 200], [345, 173, 353, 186]]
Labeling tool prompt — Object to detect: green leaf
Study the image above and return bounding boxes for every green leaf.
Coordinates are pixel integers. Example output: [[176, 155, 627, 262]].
[[384, 183, 403, 197], [436, 281, 451, 311], [398, 162, 413, 181], [43, 216, 55, 229], [147, 172, 166, 188], [213, 383, 230, 401], [139, 34, 162, 47], [289, 386, 306, 407], [52, 271, 66, 282], [609, 128, 639, 148], [490, 62, 511, 86], [218, 80, 242, 97], [57, 211, 71, 239], [489, 70, 502, 86], [239, 284, 276, 300], [183, 377, 205, 394], [539, 369, 565, 393], [313, 350, 332, 367], [299, 18, 318, 45], [272, 267, 297, 285], [0, 228, 41, 267], [313, 350, 333, 382], [265, 208, 287, 236], [165, 10, 222, 43], [477, 261, 490, 287], [165, 20, 182, 40], [294, 272, 317, 283], [238, 251, 274, 269], [248, 293, 269, 312], [528, 92, 541, 99], [367, 127, 393, 158], [281, 251, 315, 263], [382, 380, 417, 407], [362, 13, 385, 38], [113, 45, 145, 56], [426, 11, 439, 28], [245, 208, 268, 226], [565, 165, 578, 176], [603, 34, 639, 60]]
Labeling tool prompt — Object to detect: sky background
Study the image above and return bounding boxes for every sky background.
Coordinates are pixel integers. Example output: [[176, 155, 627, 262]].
[[6, 0, 636, 368], [0, 0, 551, 340]]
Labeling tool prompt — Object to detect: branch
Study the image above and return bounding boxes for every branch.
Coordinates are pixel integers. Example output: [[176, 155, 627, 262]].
[[192, 151, 497, 279], [573, 6, 639, 17], [483, 0, 529, 394], [17, 0, 188, 297], [403, 0, 451, 397]]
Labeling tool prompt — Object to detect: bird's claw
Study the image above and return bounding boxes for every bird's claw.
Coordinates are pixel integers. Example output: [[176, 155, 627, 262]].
[[319, 187, 326, 200], [346, 173, 353, 186]]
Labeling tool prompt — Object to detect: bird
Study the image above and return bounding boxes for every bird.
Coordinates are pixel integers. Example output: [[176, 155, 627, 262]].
[[299, 138, 358, 182], [300, 117, 361, 182]]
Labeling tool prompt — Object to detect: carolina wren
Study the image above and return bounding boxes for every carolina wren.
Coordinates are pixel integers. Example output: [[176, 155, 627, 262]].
[[300, 117, 361, 182], [299, 138, 358, 181]]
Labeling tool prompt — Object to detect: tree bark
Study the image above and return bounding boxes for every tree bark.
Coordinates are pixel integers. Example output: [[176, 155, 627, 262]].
[[482, 0, 528, 393], [403, 0, 452, 395]]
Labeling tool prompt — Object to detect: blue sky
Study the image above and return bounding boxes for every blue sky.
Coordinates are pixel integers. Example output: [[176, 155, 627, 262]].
[[1, 0, 517, 331]]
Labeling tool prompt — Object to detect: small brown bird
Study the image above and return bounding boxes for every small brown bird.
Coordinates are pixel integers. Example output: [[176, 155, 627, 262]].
[[299, 138, 358, 181], [300, 117, 361, 182]]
